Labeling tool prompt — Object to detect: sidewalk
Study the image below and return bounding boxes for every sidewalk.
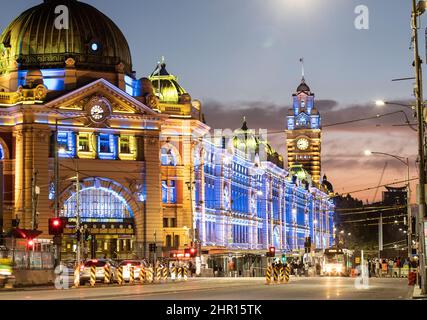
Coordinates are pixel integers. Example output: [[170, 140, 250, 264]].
[[412, 286, 427, 299]]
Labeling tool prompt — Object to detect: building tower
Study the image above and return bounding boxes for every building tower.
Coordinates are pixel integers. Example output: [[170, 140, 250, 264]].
[[285, 75, 322, 184]]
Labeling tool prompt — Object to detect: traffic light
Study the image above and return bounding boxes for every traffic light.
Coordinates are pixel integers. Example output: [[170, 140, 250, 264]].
[[304, 237, 312, 253], [149, 243, 157, 252], [48, 218, 64, 236], [281, 254, 287, 264], [267, 247, 276, 257], [27, 239, 35, 250], [189, 247, 197, 258]]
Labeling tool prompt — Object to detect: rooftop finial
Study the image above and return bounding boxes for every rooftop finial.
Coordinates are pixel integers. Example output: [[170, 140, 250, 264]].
[[299, 57, 305, 81]]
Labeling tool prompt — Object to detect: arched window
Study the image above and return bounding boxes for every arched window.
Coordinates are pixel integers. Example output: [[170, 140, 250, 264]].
[[160, 143, 179, 166], [61, 187, 133, 219], [0, 144, 4, 160]]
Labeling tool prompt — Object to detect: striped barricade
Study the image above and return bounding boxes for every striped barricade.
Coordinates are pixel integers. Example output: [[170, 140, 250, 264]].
[[273, 266, 279, 284], [184, 267, 188, 281], [117, 266, 124, 285], [265, 266, 272, 285], [104, 264, 111, 284], [286, 266, 290, 282], [140, 267, 146, 284], [163, 267, 168, 282], [156, 267, 162, 283], [90, 265, 96, 287], [171, 267, 177, 281], [178, 267, 183, 281], [130, 266, 135, 284], [280, 266, 285, 284]]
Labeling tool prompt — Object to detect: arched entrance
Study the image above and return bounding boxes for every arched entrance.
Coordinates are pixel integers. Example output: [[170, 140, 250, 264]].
[[59, 178, 140, 261]]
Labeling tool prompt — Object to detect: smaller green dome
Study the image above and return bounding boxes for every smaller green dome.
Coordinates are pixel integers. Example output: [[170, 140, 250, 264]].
[[149, 62, 189, 104]]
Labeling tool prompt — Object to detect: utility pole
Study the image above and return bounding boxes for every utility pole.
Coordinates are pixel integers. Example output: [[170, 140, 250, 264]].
[[75, 169, 81, 266], [406, 158, 413, 259], [31, 170, 39, 230], [412, 0, 427, 294]]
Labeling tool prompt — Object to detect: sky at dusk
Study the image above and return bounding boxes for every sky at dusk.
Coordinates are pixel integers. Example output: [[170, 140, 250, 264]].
[[0, 0, 423, 203]]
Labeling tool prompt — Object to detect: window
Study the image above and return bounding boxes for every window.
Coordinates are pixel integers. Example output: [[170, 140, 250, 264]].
[[78, 134, 90, 152], [160, 144, 179, 166], [57, 132, 70, 152], [61, 186, 133, 219], [99, 134, 111, 154], [162, 180, 177, 204], [166, 235, 172, 249], [120, 136, 131, 154], [174, 235, 180, 248]]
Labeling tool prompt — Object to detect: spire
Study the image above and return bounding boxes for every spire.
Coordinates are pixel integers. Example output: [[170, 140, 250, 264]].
[[241, 116, 248, 131], [300, 57, 305, 81]]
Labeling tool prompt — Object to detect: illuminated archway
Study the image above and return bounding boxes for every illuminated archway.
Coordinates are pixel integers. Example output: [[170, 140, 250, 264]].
[[61, 186, 133, 219]]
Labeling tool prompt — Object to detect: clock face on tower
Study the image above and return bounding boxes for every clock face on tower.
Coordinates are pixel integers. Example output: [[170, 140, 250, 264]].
[[296, 138, 310, 151], [90, 105, 105, 121], [86, 96, 111, 123]]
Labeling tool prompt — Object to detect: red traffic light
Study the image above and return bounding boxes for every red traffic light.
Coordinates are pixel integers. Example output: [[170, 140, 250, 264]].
[[49, 218, 65, 236], [269, 247, 275, 253], [27, 239, 35, 249]]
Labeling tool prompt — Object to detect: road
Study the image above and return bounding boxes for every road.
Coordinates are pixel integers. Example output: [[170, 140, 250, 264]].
[[0, 277, 414, 300]]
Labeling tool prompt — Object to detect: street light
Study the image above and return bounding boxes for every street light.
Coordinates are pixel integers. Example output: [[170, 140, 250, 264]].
[[365, 150, 412, 258], [375, 100, 415, 110], [412, 0, 427, 294]]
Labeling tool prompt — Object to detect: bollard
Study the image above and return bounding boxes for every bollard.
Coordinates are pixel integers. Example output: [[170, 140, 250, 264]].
[[90, 265, 96, 287], [140, 267, 146, 284], [265, 266, 272, 285], [74, 265, 80, 288], [163, 267, 168, 282], [273, 266, 279, 284], [130, 266, 135, 284], [104, 264, 111, 284], [171, 267, 176, 281], [148, 268, 154, 283], [117, 266, 124, 285], [280, 266, 285, 283], [156, 267, 162, 283], [184, 267, 188, 281], [285, 266, 290, 283]]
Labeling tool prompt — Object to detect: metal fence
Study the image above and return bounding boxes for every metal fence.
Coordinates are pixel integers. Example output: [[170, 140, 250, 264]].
[[4, 250, 55, 270]]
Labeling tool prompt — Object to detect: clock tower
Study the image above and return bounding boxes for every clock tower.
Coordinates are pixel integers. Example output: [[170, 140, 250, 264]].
[[285, 76, 321, 183]]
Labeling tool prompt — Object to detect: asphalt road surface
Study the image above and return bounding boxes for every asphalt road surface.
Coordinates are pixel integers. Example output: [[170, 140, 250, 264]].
[[0, 277, 414, 300]]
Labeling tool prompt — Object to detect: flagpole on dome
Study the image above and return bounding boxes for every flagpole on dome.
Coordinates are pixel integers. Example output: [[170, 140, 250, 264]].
[[300, 57, 305, 82]]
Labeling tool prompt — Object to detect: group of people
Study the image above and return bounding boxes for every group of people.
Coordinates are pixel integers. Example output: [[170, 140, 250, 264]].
[[367, 257, 419, 278]]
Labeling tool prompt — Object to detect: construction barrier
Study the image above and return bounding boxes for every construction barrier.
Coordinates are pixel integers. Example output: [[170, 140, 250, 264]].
[[178, 267, 183, 281], [90, 265, 96, 287], [130, 267, 135, 284], [265, 266, 272, 285], [163, 267, 168, 282], [140, 267, 146, 283], [74, 265, 80, 288], [156, 267, 162, 283], [273, 266, 279, 283], [171, 267, 176, 281], [147, 268, 154, 283], [184, 267, 188, 281], [117, 267, 124, 285], [285, 266, 290, 283], [104, 264, 111, 284], [279, 266, 285, 283]]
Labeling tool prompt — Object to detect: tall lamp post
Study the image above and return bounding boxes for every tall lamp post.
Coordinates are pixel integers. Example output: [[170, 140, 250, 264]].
[[412, 0, 427, 294], [365, 151, 412, 258]]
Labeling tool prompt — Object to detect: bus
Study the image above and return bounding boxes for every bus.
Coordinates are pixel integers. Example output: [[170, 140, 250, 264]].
[[323, 248, 353, 276]]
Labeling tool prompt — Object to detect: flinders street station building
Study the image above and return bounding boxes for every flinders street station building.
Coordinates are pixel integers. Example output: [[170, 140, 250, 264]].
[[0, 0, 334, 269]]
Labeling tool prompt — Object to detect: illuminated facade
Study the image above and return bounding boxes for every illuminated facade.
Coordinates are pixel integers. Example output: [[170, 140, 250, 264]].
[[0, 0, 334, 259]]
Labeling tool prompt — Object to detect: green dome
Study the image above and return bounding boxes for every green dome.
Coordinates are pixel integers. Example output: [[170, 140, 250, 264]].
[[0, 0, 133, 75], [149, 62, 189, 104]]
